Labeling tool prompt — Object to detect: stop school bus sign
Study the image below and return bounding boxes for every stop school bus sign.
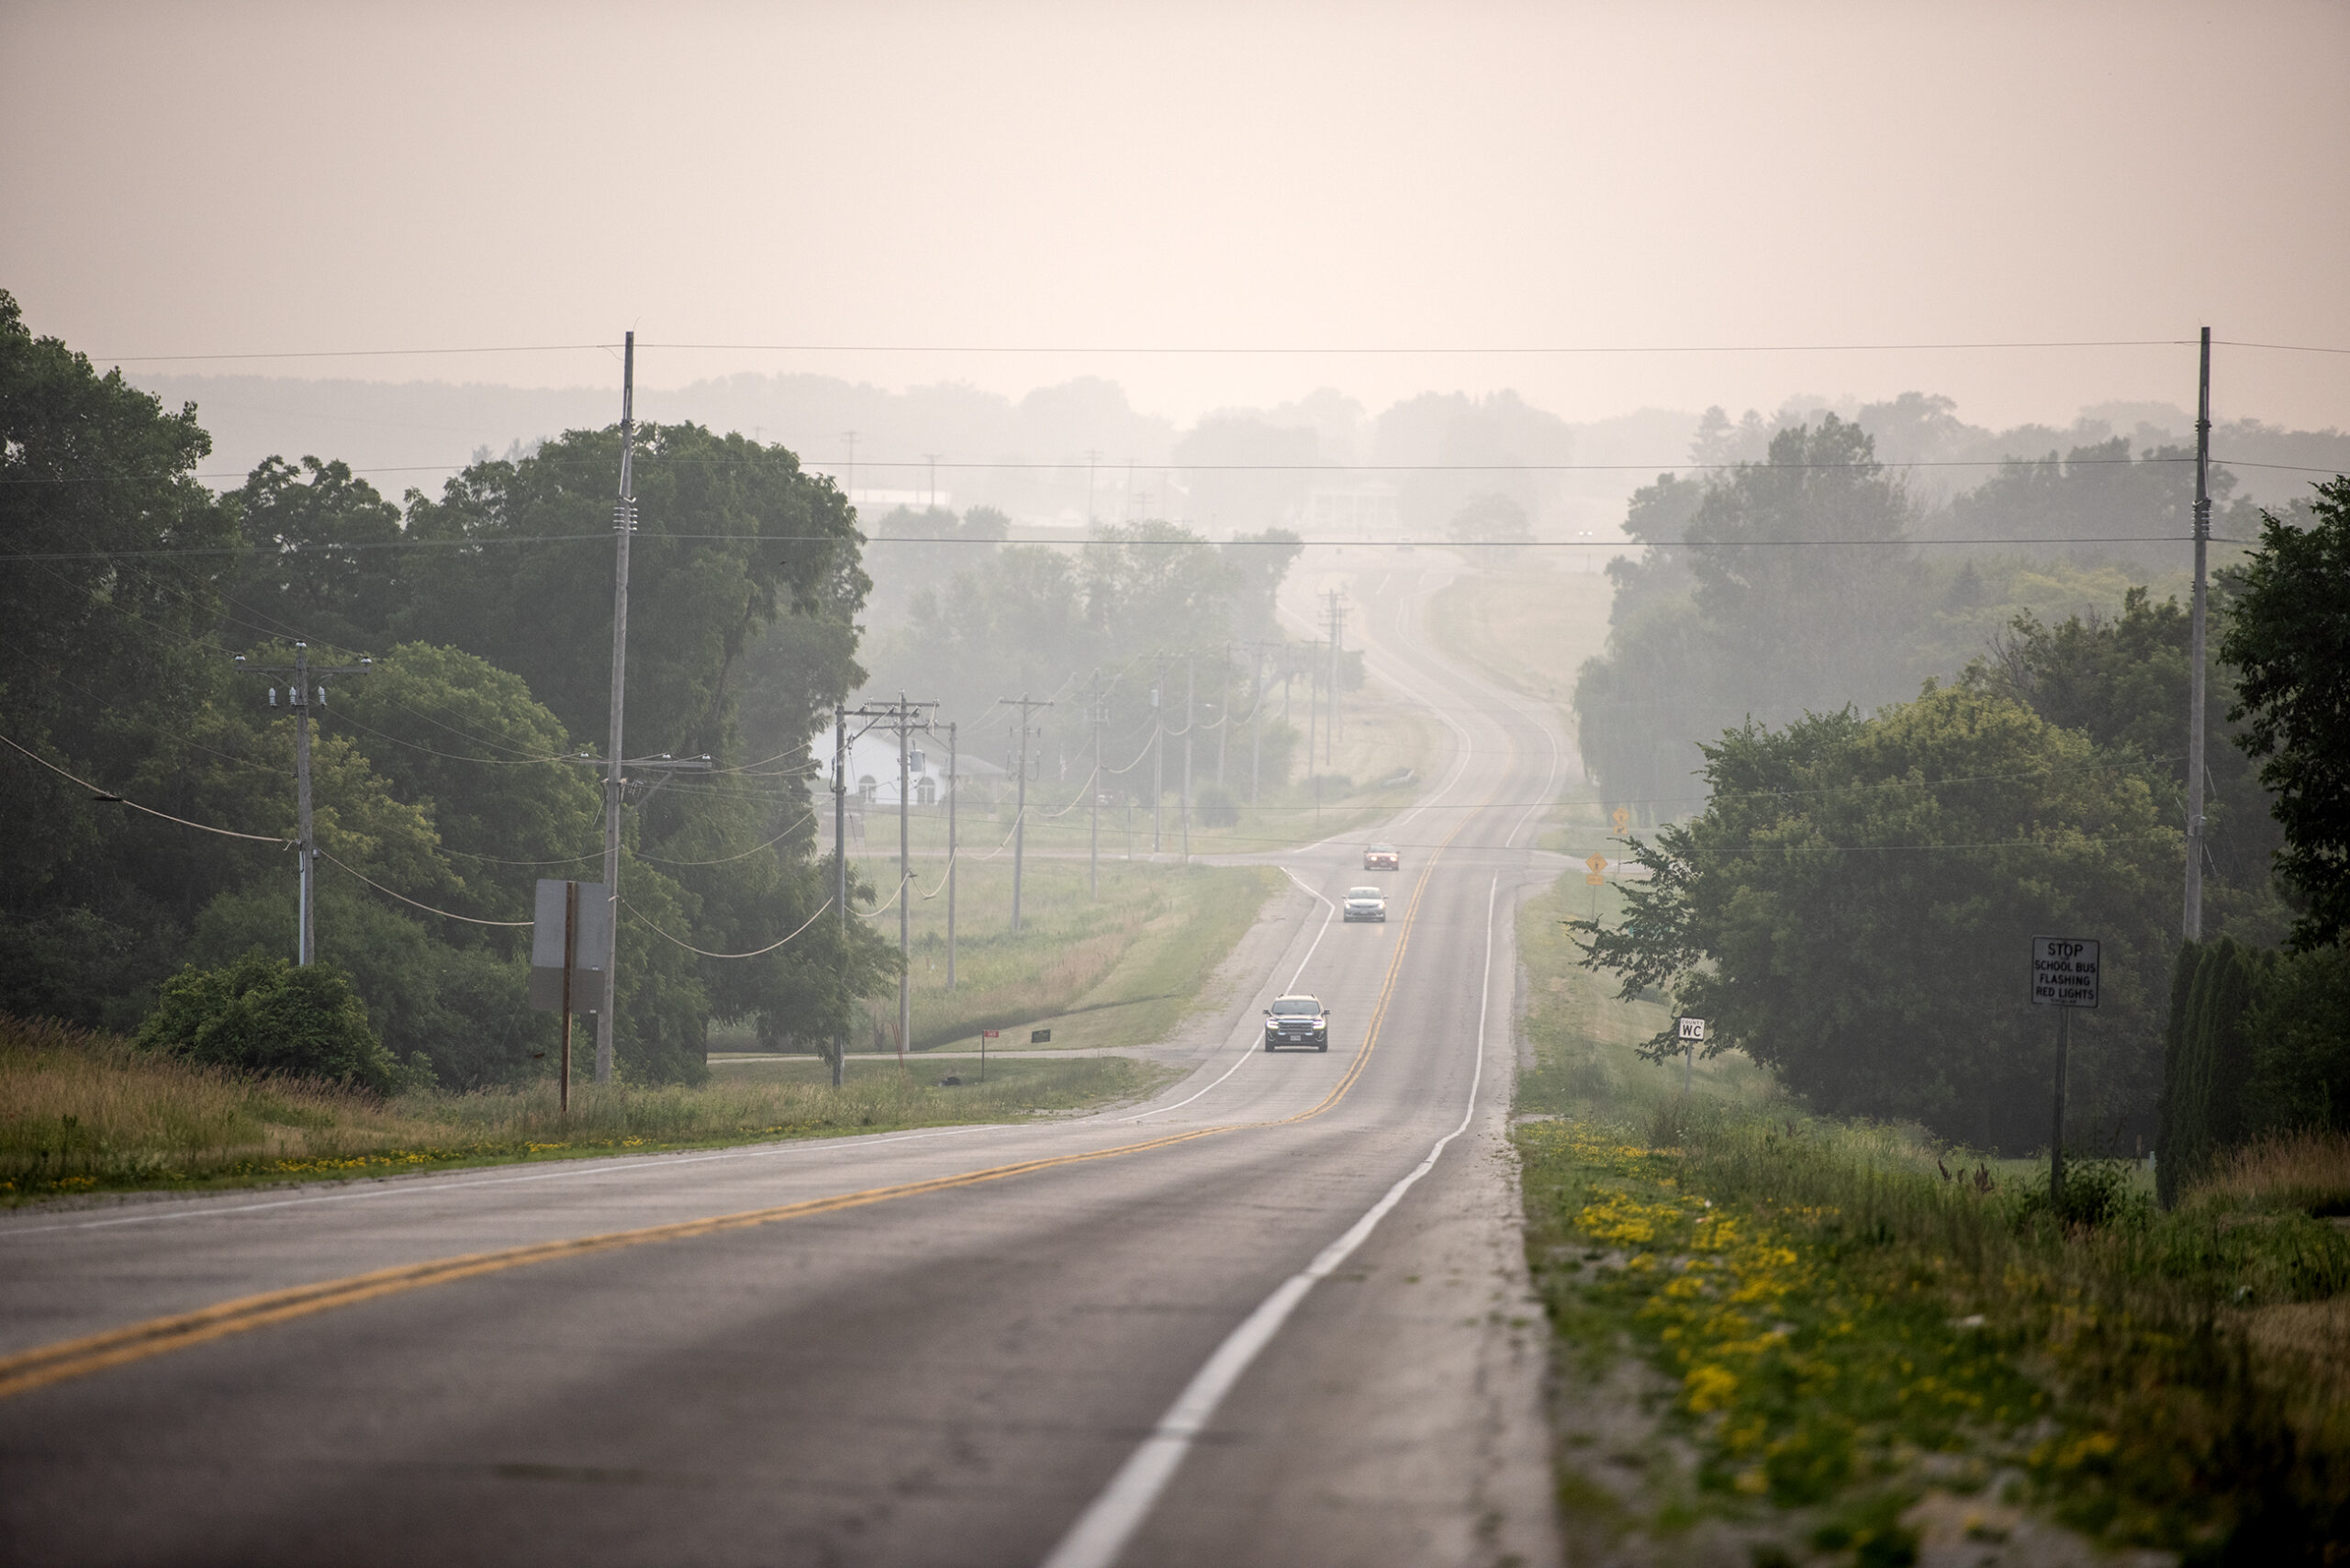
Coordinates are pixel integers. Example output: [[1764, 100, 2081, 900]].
[[2031, 936, 2101, 1008]]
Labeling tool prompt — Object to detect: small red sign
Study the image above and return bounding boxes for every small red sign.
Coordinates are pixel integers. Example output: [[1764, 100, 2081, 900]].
[[982, 1030, 1000, 1037]]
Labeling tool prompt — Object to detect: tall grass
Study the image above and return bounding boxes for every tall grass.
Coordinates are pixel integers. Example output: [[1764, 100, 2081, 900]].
[[1512, 870, 2350, 1558], [1662, 1106, 2350, 1554], [1, 1014, 1162, 1201], [2194, 1127, 2350, 1217]]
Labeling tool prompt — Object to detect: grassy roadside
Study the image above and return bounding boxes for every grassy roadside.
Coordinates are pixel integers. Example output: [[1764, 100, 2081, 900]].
[[786, 860, 1281, 1054], [1514, 872, 2350, 1563], [849, 663, 1440, 869], [0, 1014, 1169, 1206], [1426, 557, 1615, 713]]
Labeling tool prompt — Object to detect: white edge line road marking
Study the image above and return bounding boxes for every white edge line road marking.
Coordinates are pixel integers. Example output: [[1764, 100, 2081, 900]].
[[1120, 869, 1337, 1124], [1040, 874, 1500, 1568]]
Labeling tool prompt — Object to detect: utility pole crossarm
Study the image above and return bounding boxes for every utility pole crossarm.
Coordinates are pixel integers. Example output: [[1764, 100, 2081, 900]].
[[997, 693, 1055, 932], [232, 644, 374, 966]]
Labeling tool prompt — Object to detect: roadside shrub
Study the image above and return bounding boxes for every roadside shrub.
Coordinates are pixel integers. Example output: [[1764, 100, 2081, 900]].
[[1195, 785, 1239, 830], [2014, 1157, 2143, 1231], [135, 951, 397, 1093]]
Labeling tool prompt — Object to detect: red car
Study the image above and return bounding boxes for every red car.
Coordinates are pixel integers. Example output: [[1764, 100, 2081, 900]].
[[1363, 844, 1399, 870]]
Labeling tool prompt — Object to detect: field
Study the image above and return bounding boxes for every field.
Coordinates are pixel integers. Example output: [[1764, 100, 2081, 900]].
[[1427, 556, 1617, 715], [0, 1014, 1170, 1204], [1514, 871, 2350, 1563], [744, 858, 1281, 1057]]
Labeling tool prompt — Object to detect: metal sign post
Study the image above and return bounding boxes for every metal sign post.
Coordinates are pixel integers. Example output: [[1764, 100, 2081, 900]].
[[2030, 936, 2102, 1208], [559, 880, 577, 1115], [980, 1028, 998, 1083], [532, 879, 610, 1114], [1677, 1015, 1706, 1099]]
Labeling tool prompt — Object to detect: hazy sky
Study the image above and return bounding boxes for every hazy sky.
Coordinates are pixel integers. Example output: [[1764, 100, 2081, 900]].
[[5, 0, 2345, 441]]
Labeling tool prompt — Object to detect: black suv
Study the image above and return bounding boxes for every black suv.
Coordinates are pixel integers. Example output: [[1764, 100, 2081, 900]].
[[1263, 994, 1330, 1051]]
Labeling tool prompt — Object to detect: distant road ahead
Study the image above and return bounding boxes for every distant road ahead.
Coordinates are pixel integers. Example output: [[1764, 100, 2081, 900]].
[[0, 559, 1571, 1568]]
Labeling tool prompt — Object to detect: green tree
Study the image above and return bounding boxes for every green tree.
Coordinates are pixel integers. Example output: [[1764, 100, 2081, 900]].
[[397, 423, 866, 757], [1577, 684, 2177, 1148], [2219, 476, 2350, 949], [137, 950, 397, 1092], [223, 456, 406, 655], [1685, 416, 1925, 723], [1971, 587, 2283, 937], [0, 289, 236, 943], [330, 642, 602, 928]]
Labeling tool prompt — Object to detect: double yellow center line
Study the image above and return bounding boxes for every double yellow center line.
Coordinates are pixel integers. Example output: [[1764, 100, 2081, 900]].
[[3, 735, 1505, 1405], [0, 1126, 1228, 1403]]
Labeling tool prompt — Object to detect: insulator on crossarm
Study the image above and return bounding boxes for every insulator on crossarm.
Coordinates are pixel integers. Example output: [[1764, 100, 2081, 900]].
[[268, 688, 277, 707]]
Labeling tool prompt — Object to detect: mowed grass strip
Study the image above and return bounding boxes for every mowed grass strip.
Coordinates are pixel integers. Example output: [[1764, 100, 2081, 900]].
[[830, 858, 1281, 1053], [1512, 871, 2350, 1562], [0, 1014, 1169, 1204]]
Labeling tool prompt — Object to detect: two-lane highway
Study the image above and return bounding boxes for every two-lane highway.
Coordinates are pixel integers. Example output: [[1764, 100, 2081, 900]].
[[0, 559, 1572, 1568]]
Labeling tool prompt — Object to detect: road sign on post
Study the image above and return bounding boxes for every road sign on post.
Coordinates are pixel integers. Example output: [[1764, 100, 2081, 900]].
[[1676, 1015, 1705, 1096], [1612, 807, 1631, 836], [531, 880, 610, 1008], [2029, 936, 2100, 1211], [2030, 937, 2100, 1007], [532, 879, 610, 1117], [1584, 851, 1608, 886]]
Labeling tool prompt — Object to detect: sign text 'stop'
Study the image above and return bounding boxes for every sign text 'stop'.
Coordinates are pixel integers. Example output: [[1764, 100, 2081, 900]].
[[2030, 936, 2100, 1008]]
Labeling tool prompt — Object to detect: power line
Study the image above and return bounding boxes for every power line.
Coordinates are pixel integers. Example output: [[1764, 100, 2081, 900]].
[[0, 451, 2243, 488], [0, 732, 291, 845], [315, 849, 532, 927], [92, 334, 2350, 362], [0, 530, 2281, 565]]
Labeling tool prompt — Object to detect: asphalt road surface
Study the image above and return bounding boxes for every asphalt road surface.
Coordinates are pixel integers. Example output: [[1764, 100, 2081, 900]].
[[0, 559, 1573, 1568]]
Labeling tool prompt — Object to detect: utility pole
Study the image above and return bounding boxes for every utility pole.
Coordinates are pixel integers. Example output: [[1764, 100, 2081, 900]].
[[1181, 651, 1194, 862], [1214, 645, 1230, 790], [1246, 639, 1270, 806], [232, 643, 371, 964], [945, 721, 957, 990], [2185, 326, 2212, 941], [1150, 668, 1164, 856], [833, 704, 849, 1087], [598, 331, 638, 1086], [1085, 449, 1102, 524], [1305, 638, 1320, 810], [898, 696, 913, 1065], [923, 453, 942, 510], [1325, 589, 1347, 763], [999, 694, 1053, 931], [1089, 685, 1106, 901], [838, 697, 938, 1073]]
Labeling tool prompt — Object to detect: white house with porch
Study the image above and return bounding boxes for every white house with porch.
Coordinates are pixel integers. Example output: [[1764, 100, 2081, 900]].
[[808, 730, 1004, 810]]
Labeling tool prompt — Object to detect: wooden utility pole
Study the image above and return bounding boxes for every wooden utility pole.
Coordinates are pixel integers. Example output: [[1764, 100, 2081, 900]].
[[999, 693, 1053, 931], [946, 720, 957, 990], [1181, 652, 1194, 863], [839, 697, 937, 1074], [1089, 685, 1105, 901], [2185, 327, 2212, 940], [833, 704, 849, 1087]]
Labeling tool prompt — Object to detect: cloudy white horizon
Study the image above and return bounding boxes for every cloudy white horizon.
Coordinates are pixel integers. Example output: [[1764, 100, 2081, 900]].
[[4, 0, 2344, 440]]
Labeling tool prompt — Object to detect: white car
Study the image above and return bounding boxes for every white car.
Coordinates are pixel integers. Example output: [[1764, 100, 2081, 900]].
[[1342, 886, 1387, 923]]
